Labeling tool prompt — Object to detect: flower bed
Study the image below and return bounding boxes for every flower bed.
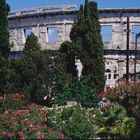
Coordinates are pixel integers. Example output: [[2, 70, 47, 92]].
[[0, 93, 64, 139]]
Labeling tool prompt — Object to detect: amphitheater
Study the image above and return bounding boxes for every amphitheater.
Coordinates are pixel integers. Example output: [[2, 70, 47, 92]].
[[8, 4, 140, 88]]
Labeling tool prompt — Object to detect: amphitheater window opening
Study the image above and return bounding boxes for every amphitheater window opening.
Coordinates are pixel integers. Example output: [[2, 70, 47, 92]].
[[108, 74, 111, 79], [24, 28, 32, 39], [101, 25, 112, 42], [105, 69, 111, 73], [114, 69, 117, 73], [105, 75, 107, 80], [105, 69, 111, 80], [114, 74, 118, 79], [47, 27, 58, 42], [131, 25, 140, 42]]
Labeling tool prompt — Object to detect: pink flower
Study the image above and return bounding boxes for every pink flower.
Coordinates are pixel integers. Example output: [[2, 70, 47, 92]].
[[28, 123, 33, 129], [44, 117, 47, 123], [11, 122, 15, 127], [59, 131, 64, 138], [35, 123, 41, 131], [22, 128, 27, 133], [50, 128, 54, 133], [2, 132, 15, 138], [18, 131, 25, 139], [13, 111, 21, 116], [18, 131, 23, 137], [21, 118, 28, 124], [3, 109, 10, 116], [37, 133, 46, 139]]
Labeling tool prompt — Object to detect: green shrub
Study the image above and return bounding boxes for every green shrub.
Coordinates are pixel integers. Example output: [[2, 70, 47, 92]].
[[54, 76, 99, 107], [96, 104, 136, 139], [9, 33, 59, 104], [46, 105, 97, 139], [99, 81, 140, 139], [99, 81, 140, 119]]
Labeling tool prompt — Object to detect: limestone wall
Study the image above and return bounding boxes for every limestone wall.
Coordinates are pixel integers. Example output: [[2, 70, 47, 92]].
[[8, 6, 140, 87]]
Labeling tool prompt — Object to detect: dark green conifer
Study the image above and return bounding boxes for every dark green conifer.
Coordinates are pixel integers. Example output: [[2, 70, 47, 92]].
[[24, 32, 40, 52], [0, 0, 10, 95], [70, 0, 105, 93], [0, 0, 10, 58]]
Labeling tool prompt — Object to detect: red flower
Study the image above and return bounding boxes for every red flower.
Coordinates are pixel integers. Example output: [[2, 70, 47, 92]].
[[35, 123, 41, 131], [18, 132, 23, 137], [50, 128, 54, 133], [59, 131, 64, 138], [11, 122, 15, 127], [21, 118, 28, 124], [3, 109, 10, 116], [44, 117, 47, 123], [3, 132, 15, 138], [18, 131, 25, 139], [28, 123, 33, 129], [22, 128, 27, 133], [13, 111, 21, 116], [37, 133, 46, 139]]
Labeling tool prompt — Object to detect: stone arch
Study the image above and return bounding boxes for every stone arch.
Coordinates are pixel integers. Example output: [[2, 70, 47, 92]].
[[105, 69, 111, 73]]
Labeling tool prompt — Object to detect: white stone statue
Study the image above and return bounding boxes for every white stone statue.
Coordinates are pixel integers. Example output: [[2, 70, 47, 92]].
[[75, 59, 83, 80]]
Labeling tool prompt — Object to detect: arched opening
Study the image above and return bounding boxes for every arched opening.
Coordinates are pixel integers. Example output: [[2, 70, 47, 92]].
[[105, 69, 111, 79]]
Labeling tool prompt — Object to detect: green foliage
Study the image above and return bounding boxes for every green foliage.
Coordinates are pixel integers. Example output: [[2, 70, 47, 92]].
[[59, 41, 77, 77], [96, 104, 136, 139], [99, 81, 140, 139], [0, 53, 10, 95], [9, 33, 58, 104], [46, 105, 97, 139], [99, 81, 140, 119], [69, 0, 105, 94], [24, 32, 41, 52], [54, 76, 99, 107], [0, 0, 10, 59], [0, 0, 10, 95]]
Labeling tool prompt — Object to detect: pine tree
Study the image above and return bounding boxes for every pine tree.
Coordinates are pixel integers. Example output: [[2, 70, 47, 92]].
[[70, 0, 105, 93]]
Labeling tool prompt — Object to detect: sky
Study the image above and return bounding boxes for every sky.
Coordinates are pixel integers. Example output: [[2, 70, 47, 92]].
[[7, 0, 140, 11]]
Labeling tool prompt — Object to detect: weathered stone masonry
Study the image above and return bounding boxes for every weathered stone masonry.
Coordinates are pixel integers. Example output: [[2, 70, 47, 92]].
[[8, 5, 140, 87]]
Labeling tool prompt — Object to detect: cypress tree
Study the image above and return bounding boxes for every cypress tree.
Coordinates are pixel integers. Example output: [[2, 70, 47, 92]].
[[59, 41, 77, 77], [0, 0, 10, 58], [24, 32, 40, 52], [89, 1, 105, 93], [0, 0, 10, 95], [70, 0, 105, 93]]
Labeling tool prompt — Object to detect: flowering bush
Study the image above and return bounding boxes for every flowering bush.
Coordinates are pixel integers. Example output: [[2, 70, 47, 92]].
[[46, 105, 97, 139], [0, 103, 65, 139], [0, 93, 29, 112], [99, 81, 140, 119]]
